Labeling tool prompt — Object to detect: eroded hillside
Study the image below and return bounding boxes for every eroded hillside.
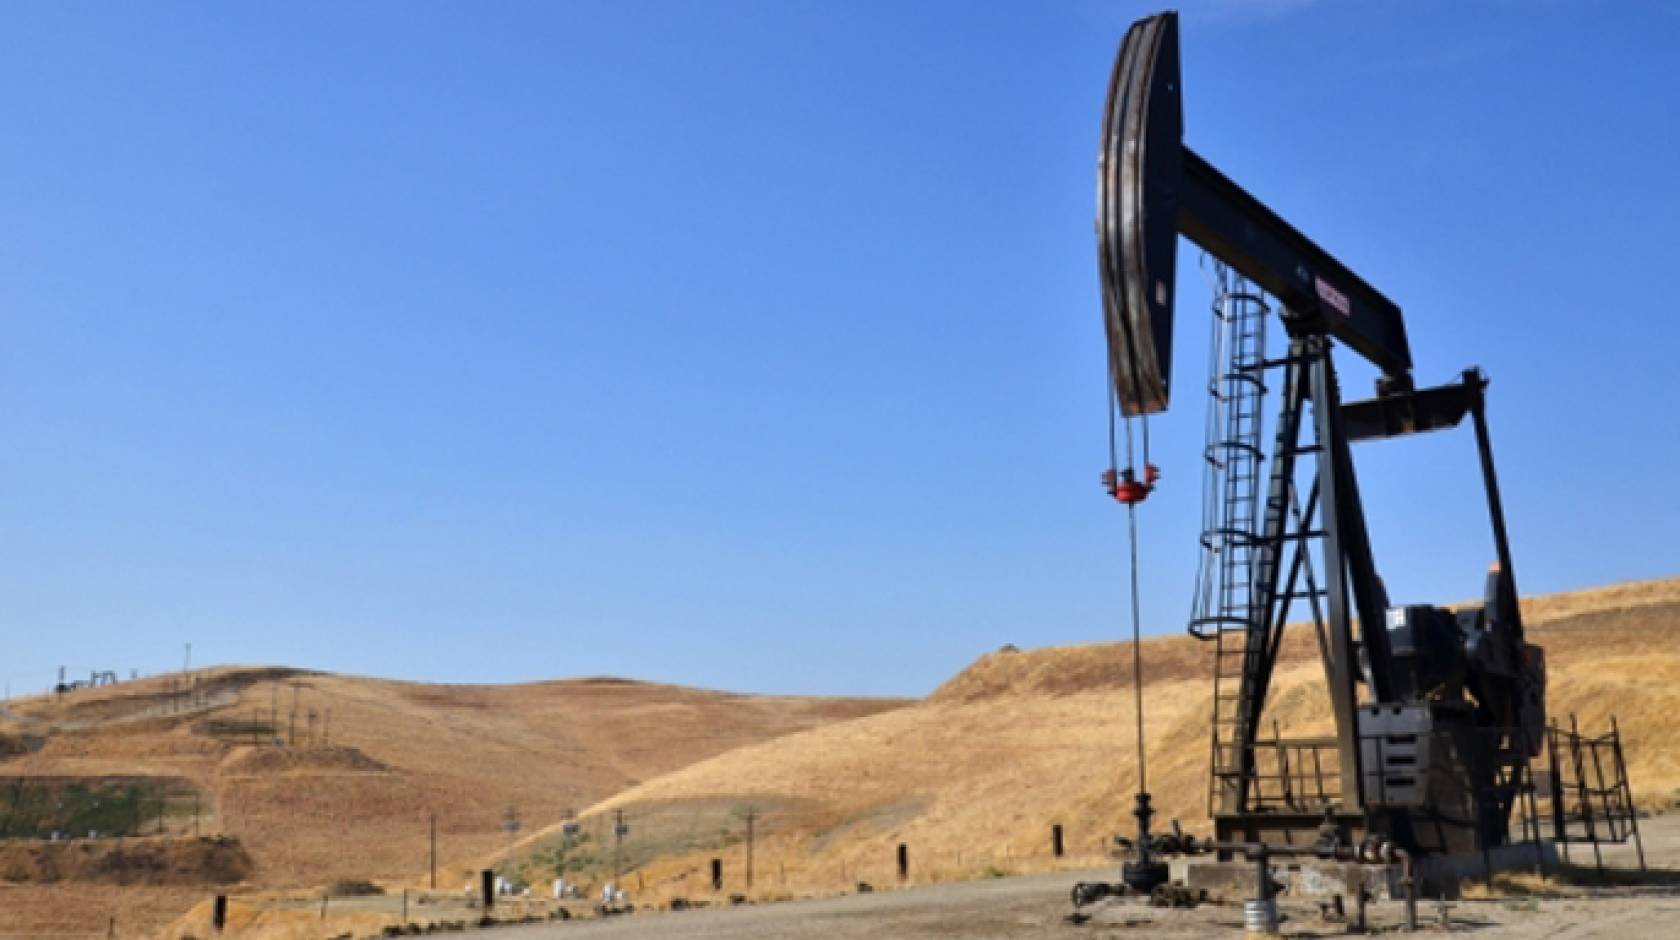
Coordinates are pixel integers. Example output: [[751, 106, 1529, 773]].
[[0, 668, 908, 936]]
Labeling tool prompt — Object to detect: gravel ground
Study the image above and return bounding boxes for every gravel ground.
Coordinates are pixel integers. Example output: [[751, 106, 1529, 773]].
[[492, 814, 1680, 939]]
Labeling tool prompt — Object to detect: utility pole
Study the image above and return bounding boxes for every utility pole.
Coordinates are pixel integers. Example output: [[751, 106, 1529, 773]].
[[612, 810, 627, 891], [744, 806, 758, 889], [289, 682, 300, 745], [560, 818, 579, 883], [501, 807, 521, 866]]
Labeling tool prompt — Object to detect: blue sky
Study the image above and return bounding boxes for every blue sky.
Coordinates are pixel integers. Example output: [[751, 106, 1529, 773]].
[[1, 1, 1675, 697]]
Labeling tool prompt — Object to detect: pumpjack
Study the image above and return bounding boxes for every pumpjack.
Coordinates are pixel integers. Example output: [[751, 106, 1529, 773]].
[[1094, 10, 1546, 879]]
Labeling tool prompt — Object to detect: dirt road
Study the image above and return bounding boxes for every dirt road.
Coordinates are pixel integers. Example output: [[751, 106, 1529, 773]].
[[493, 816, 1679, 939]]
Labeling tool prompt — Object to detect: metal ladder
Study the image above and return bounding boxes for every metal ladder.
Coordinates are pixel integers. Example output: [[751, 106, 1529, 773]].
[[1189, 264, 1269, 813]]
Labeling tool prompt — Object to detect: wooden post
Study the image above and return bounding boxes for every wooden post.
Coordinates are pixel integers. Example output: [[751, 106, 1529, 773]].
[[745, 807, 757, 889]]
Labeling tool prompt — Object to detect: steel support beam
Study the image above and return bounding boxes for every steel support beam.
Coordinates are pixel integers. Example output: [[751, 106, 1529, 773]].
[[1179, 150, 1412, 386], [1228, 339, 1311, 815], [1307, 339, 1396, 811]]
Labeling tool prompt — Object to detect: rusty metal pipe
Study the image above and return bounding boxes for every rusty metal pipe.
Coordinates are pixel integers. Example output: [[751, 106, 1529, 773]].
[[1398, 848, 1417, 932]]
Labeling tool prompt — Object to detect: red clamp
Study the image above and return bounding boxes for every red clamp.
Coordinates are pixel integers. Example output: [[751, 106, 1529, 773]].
[[1103, 465, 1159, 505]]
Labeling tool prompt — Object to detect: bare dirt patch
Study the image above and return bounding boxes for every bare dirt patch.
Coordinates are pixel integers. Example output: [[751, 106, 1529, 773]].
[[219, 744, 390, 777], [0, 835, 252, 887]]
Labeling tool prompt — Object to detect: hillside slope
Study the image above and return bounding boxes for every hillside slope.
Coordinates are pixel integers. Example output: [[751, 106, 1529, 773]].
[[523, 578, 1680, 904], [0, 669, 908, 935]]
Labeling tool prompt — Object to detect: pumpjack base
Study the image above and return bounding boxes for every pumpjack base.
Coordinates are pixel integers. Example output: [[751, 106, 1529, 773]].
[[1175, 841, 1557, 901], [1214, 810, 1368, 849], [1176, 857, 1393, 901]]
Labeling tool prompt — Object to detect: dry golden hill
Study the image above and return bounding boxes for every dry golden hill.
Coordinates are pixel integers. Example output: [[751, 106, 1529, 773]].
[[506, 577, 1680, 907], [0, 668, 908, 936]]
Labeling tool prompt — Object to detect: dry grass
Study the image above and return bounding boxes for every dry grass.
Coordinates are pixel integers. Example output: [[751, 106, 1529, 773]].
[[1460, 863, 1680, 900], [0, 669, 907, 936], [0, 883, 204, 938], [5, 574, 1676, 936], [516, 577, 1680, 911]]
